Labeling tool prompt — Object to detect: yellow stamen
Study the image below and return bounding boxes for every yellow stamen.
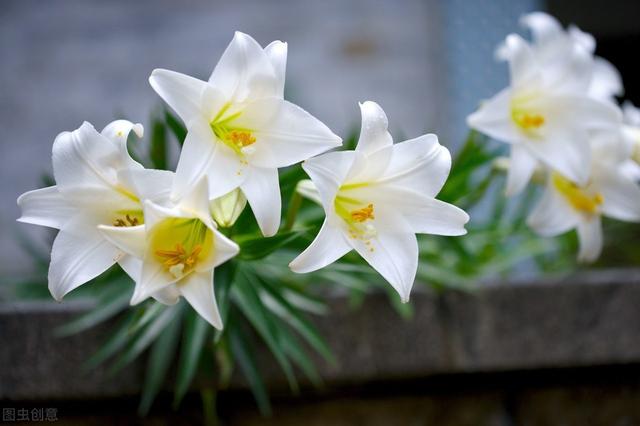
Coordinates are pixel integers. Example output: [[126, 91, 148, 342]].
[[552, 173, 603, 215], [113, 211, 143, 227], [150, 218, 214, 280], [351, 204, 375, 222], [512, 110, 545, 130], [226, 130, 256, 148]]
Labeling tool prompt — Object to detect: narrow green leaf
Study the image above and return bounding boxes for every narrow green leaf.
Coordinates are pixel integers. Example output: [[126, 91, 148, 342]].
[[257, 279, 335, 365], [228, 322, 272, 416], [237, 231, 304, 261], [165, 109, 187, 146], [138, 307, 183, 415], [233, 270, 298, 391], [83, 312, 137, 370], [108, 305, 176, 375], [213, 261, 237, 344], [55, 287, 131, 337], [173, 310, 211, 407], [149, 117, 168, 170]]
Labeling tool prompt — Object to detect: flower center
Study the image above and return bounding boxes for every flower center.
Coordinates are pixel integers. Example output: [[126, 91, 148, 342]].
[[512, 111, 545, 130], [335, 192, 377, 243], [210, 103, 257, 157], [150, 218, 213, 279], [552, 172, 604, 215], [510, 92, 546, 137], [113, 210, 144, 227]]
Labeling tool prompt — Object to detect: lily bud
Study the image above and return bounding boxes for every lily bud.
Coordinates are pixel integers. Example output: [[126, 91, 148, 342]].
[[210, 188, 247, 228], [295, 179, 322, 205]]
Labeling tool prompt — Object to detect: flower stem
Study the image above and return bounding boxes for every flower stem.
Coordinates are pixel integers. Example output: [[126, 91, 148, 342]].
[[201, 388, 217, 426], [284, 190, 303, 231]]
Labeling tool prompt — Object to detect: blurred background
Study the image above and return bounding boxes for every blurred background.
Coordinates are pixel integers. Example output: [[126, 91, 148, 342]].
[[3, 0, 640, 276]]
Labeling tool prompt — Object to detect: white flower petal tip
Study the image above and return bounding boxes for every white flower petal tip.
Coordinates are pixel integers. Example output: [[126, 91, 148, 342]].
[[295, 179, 322, 205]]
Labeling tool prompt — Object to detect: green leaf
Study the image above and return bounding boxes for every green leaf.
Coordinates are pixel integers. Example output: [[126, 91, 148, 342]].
[[233, 270, 298, 391], [83, 312, 137, 370], [213, 261, 238, 344], [228, 322, 272, 416], [237, 230, 304, 261], [138, 307, 183, 415], [149, 117, 168, 170], [165, 109, 187, 146], [257, 277, 335, 365], [55, 284, 131, 337], [108, 305, 177, 375], [173, 309, 211, 407]]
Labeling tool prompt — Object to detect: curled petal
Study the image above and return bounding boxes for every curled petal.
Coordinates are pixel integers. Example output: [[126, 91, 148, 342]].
[[356, 101, 393, 155], [302, 151, 357, 211]]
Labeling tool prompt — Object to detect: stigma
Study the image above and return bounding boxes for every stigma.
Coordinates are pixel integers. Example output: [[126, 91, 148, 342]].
[[156, 243, 203, 279]]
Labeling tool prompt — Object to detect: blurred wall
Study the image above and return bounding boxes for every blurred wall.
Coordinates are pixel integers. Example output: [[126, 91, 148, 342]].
[[0, 0, 538, 276]]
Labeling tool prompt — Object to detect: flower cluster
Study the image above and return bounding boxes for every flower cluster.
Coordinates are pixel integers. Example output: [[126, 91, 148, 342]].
[[467, 12, 640, 262], [18, 32, 468, 327]]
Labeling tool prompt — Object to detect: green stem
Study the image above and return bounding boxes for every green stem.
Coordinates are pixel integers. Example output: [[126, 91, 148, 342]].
[[201, 388, 217, 426], [284, 190, 303, 231]]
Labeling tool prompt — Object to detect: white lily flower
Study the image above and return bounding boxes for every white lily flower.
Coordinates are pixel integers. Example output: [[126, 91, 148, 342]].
[[468, 33, 621, 196], [98, 179, 239, 329], [290, 102, 469, 302], [149, 31, 342, 237], [517, 11, 624, 101], [17, 121, 174, 301], [527, 136, 640, 262]]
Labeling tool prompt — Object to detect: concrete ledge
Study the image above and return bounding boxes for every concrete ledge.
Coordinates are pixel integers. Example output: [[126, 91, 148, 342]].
[[2, 269, 640, 400]]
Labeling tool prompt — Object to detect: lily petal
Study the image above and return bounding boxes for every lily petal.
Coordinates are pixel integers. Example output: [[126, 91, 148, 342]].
[[505, 145, 538, 196], [100, 120, 145, 170], [503, 34, 539, 88], [289, 218, 351, 273], [179, 269, 223, 329], [376, 134, 451, 198], [98, 224, 146, 258], [48, 215, 120, 301], [240, 166, 281, 237], [17, 186, 76, 229], [589, 57, 623, 100], [119, 168, 174, 205], [209, 31, 278, 101], [149, 69, 209, 125], [172, 119, 244, 201], [302, 151, 357, 210], [234, 98, 342, 169], [524, 127, 591, 186], [356, 101, 393, 156], [264, 40, 287, 98], [467, 88, 520, 144], [577, 216, 603, 263], [527, 183, 580, 237], [598, 169, 640, 222], [350, 212, 418, 303], [52, 122, 119, 196]]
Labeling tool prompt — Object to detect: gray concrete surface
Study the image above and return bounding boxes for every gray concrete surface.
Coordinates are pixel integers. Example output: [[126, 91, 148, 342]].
[[2, 269, 640, 400]]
